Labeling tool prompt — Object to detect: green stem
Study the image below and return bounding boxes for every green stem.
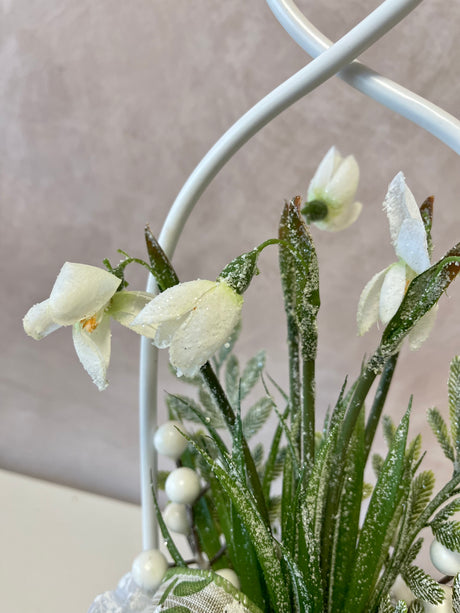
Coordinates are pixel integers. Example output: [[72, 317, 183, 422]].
[[364, 353, 399, 463], [302, 358, 315, 469], [200, 362, 270, 527]]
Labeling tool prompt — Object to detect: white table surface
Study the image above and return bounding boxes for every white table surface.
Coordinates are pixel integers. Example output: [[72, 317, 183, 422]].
[[0, 469, 143, 613]]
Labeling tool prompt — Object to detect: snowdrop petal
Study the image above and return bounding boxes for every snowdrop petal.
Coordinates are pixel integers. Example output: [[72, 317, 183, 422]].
[[49, 262, 121, 325], [317, 200, 362, 232], [169, 282, 243, 377], [109, 290, 156, 335], [357, 267, 388, 335], [132, 279, 216, 328], [325, 155, 359, 209], [408, 304, 438, 350], [72, 315, 111, 391], [154, 315, 188, 348], [379, 261, 407, 324], [308, 146, 342, 198], [23, 299, 61, 340], [396, 218, 430, 275], [383, 172, 421, 248]]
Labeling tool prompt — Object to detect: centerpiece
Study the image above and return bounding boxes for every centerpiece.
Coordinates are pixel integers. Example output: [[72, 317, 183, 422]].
[[24, 146, 460, 612]]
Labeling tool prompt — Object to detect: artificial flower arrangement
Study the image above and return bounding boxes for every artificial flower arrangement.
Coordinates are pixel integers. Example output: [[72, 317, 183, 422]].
[[24, 147, 460, 613]]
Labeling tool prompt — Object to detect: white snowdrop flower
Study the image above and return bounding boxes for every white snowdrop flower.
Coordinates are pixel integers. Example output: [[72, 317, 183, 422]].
[[216, 568, 241, 590], [131, 549, 168, 592], [165, 467, 201, 505], [303, 146, 362, 231], [23, 262, 153, 390], [163, 502, 191, 535], [154, 421, 188, 460], [430, 539, 460, 576], [131, 279, 243, 377], [357, 172, 437, 350]]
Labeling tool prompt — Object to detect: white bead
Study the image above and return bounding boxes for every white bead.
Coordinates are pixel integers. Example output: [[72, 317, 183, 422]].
[[430, 539, 460, 576], [153, 421, 187, 460], [163, 502, 191, 535], [165, 467, 201, 504], [131, 549, 168, 592], [215, 568, 241, 590]]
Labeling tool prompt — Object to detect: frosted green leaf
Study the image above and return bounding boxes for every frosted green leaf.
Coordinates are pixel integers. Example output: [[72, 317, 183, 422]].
[[402, 565, 445, 604], [225, 354, 240, 409], [410, 471, 435, 525], [449, 357, 460, 470], [453, 573, 460, 613], [432, 521, 460, 552], [427, 407, 454, 462], [240, 351, 266, 399], [242, 397, 273, 439]]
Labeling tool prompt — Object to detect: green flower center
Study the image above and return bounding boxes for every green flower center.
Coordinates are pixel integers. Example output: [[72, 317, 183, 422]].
[[301, 199, 328, 223]]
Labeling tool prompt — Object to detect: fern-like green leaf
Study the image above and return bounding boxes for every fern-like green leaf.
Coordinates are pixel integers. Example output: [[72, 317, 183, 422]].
[[240, 351, 266, 399], [453, 573, 460, 613], [403, 538, 423, 568], [242, 397, 273, 439], [449, 357, 460, 471], [378, 594, 393, 613], [198, 387, 226, 428], [383, 415, 396, 448], [252, 442, 264, 470], [427, 407, 455, 462], [408, 601, 425, 613], [166, 394, 203, 425], [432, 520, 460, 552], [394, 601, 408, 613], [402, 565, 445, 605], [213, 321, 241, 373], [225, 355, 240, 409], [410, 471, 435, 525], [372, 453, 384, 479], [432, 498, 460, 525]]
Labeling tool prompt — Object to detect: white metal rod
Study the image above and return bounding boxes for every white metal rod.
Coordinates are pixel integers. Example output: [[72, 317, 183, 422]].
[[267, 0, 460, 155], [139, 0, 424, 550]]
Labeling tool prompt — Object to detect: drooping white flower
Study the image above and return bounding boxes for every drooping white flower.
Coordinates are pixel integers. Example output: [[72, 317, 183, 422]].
[[304, 146, 362, 231], [357, 172, 436, 350], [23, 262, 153, 390], [131, 279, 243, 377]]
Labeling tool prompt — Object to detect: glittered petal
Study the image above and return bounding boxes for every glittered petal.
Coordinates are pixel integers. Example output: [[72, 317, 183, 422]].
[[109, 290, 158, 336], [383, 172, 421, 249], [379, 261, 407, 324], [23, 299, 61, 340], [72, 315, 111, 391], [132, 279, 216, 330], [408, 304, 438, 350], [395, 218, 430, 274], [325, 155, 359, 209], [49, 262, 121, 325], [316, 200, 362, 232], [169, 282, 243, 377], [357, 267, 388, 335], [307, 146, 342, 199], [155, 315, 188, 348]]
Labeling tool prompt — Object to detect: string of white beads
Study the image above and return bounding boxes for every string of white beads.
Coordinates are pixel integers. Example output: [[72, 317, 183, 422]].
[[131, 549, 168, 592], [153, 420, 188, 460]]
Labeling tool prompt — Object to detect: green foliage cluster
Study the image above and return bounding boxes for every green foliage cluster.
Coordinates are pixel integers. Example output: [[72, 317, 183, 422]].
[[147, 201, 460, 613]]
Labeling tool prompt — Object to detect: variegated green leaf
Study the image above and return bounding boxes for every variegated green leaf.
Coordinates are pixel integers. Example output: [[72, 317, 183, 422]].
[[344, 407, 410, 612]]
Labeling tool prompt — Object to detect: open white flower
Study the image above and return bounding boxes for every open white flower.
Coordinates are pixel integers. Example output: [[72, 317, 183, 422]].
[[23, 262, 153, 390], [357, 172, 437, 350], [131, 279, 243, 377], [304, 146, 362, 231]]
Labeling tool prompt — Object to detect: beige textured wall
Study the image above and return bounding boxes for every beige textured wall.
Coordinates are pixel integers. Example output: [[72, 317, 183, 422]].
[[2, 0, 460, 508]]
